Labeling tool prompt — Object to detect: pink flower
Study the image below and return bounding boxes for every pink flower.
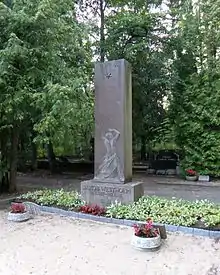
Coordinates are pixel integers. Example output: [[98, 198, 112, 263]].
[[133, 218, 159, 238]]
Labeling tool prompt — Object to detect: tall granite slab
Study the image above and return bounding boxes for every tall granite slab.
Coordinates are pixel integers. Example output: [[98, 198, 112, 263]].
[[94, 59, 132, 183], [81, 59, 143, 207]]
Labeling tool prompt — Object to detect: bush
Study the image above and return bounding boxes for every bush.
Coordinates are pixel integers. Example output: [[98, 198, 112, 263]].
[[18, 189, 84, 210], [18, 190, 220, 227], [106, 197, 220, 227], [80, 204, 106, 216]]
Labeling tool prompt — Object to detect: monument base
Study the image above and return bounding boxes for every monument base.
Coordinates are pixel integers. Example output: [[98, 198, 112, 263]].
[[81, 180, 143, 207]]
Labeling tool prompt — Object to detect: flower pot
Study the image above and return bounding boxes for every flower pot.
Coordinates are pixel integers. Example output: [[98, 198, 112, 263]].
[[185, 175, 197, 181], [7, 211, 30, 222], [131, 234, 161, 250]]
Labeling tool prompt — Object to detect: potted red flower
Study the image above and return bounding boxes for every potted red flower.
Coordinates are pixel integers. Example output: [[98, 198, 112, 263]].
[[8, 202, 30, 222], [185, 169, 198, 181], [131, 218, 161, 250]]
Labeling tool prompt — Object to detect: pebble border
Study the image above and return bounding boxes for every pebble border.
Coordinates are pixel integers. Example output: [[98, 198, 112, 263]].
[[39, 205, 220, 238]]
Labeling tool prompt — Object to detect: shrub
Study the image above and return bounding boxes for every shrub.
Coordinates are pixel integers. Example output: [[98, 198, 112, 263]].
[[80, 204, 106, 216], [106, 197, 220, 227], [18, 189, 84, 210], [18, 190, 220, 227]]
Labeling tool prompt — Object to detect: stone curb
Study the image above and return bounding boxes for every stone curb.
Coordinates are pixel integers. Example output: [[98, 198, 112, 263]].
[[156, 181, 220, 188], [39, 205, 220, 238], [0, 196, 17, 203]]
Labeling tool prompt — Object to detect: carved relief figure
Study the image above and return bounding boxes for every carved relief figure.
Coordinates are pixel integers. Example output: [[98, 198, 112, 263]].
[[95, 129, 124, 182]]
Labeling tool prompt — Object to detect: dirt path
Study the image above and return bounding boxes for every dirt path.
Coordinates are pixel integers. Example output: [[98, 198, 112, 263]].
[[0, 211, 219, 275]]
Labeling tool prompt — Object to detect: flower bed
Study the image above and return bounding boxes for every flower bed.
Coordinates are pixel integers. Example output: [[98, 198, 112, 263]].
[[106, 197, 220, 228], [18, 189, 220, 228], [18, 189, 84, 210]]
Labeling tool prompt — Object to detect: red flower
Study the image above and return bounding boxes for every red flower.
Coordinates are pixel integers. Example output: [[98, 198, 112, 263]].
[[11, 202, 26, 213], [145, 218, 153, 230], [79, 204, 106, 216], [186, 169, 197, 176], [133, 224, 141, 236]]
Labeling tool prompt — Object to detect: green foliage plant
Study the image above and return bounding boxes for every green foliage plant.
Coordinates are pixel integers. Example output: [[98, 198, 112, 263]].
[[19, 189, 220, 228]]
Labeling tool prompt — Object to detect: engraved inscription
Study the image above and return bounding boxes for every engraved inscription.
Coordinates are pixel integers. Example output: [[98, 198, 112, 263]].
[[103, 60, 120, 78], [114, 60, 121, 68], [94, 129, 124, 183], [106, 73, 112, 79], [82, 185, 131, 198]]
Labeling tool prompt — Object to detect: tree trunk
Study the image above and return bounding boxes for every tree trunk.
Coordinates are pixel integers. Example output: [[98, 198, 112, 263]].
[[47, 140, 56, 173], [18, 137, 26, 172], [100, 0, 105, 62], [31, 142, 37, 171], [140, 136, 146, 161], [0, 130, 9, 193], [31, 132, 37, 171], [9, 125, 19, 193], [0, 174, 9, 193]]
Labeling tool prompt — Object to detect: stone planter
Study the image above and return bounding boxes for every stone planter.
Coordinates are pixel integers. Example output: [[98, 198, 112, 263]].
[[198, 175, 210, 182], [185, 175, 197, 181], [7, 211, 30, 222], [131, 234, 161, 250]]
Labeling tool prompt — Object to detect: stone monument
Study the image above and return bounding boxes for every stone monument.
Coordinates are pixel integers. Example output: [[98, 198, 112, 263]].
[[81, 59, 143, 206]]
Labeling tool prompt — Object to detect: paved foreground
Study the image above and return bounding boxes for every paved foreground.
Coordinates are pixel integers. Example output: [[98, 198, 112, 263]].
[[0, 211, 220, 275]]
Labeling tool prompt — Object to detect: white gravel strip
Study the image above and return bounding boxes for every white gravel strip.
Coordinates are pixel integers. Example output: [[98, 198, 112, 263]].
[[0, 211, 220, 275]]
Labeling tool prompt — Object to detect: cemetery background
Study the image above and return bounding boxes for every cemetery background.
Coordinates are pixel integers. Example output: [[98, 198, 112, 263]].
[[1, 0, 220, 193], [1, 1, 220, 274], [0, 0, 220, 275]]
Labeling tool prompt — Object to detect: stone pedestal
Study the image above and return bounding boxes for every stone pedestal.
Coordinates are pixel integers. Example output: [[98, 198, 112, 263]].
[[81, 180, 143, 207]]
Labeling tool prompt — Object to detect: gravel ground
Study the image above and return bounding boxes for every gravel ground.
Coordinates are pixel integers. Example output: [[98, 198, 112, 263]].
[[0, 211, 220, 275]]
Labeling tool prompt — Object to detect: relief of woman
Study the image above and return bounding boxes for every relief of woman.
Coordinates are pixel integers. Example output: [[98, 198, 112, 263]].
[[95, 129, 124, 183]]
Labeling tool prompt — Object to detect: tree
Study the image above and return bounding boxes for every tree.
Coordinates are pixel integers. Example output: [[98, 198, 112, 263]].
[[77, 0, 110, 62], [167, 0, 220, 176], [105, 3, 168, 159], [0, 0, 92, 192]]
